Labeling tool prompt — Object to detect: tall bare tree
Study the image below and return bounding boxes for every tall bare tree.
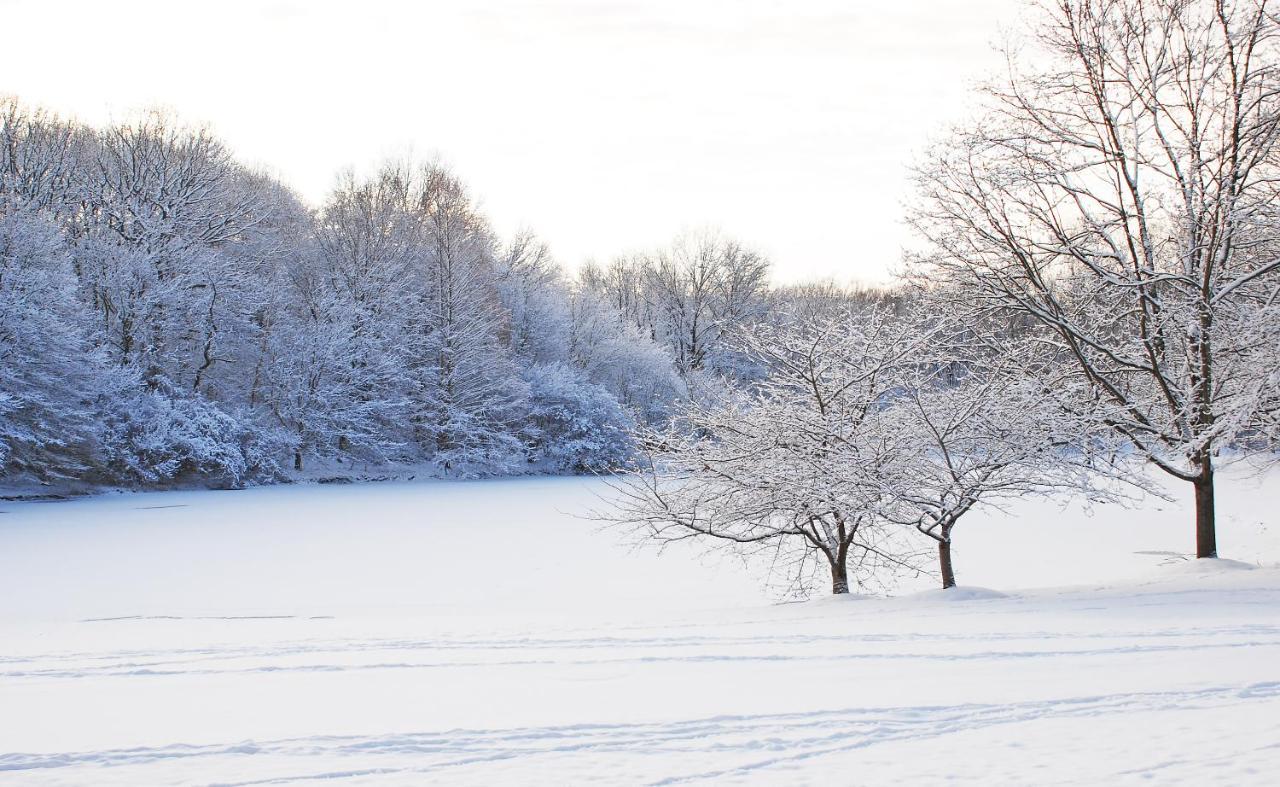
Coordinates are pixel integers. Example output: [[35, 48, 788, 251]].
[[910, 0, 1280, 558]]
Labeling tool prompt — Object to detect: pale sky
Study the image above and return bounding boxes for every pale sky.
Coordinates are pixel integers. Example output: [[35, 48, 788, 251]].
[[1, 0, 1025, 284]]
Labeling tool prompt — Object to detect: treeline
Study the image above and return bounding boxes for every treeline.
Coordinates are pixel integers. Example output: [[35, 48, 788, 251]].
[[2, 98, 853, 489]]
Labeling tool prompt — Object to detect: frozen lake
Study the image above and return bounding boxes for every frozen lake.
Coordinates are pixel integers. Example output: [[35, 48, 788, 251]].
[[1, 470, 1278, 784]]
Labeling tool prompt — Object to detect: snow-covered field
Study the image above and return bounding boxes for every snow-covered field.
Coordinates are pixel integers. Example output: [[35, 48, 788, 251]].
[[2, 469, 1278, 785]]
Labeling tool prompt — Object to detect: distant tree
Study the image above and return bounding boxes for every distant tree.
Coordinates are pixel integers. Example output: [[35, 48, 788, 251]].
[[769, 280, 912, 324], [80, 112, 274, 390], [1, 102, 302, 486], [582, 231, 771, 378], [520, 362, 635, 472], [255, 246, 410, 471], [411, 164, 527, 472], [0, 211, 129, 482], [567, 287, 683, 426], [100, 378, 284, 488], [0, 98, 84, 217], [495, 230, 572, 365]]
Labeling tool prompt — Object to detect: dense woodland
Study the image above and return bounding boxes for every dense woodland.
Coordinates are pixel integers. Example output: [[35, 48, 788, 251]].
[[0, 98, 788, 487], [2, 0, 1279, 593]]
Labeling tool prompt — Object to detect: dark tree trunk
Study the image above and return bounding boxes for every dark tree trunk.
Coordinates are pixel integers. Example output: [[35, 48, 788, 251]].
[[938, 537, 956, 589], [294, 450, 303, 472], [1194, 460, 1217, 559], [830, 553, 849, 595]]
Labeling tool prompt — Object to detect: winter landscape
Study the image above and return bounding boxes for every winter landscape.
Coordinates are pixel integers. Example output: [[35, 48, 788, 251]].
[[4, 0, 1280, 783]]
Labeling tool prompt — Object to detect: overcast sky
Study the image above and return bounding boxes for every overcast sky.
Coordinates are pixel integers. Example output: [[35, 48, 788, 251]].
[[2, 0, 1025, 283]]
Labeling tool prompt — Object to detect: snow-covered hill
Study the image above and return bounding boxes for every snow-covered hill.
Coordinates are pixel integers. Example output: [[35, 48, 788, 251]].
[[1, 470, 1277, 784]]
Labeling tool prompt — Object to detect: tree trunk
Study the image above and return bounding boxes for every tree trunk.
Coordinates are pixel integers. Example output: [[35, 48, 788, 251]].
[[1194, 460, 1217, 559], [294, 450, 303, 472], [829, 554, 849, 595], [938, 537, 956, 589]]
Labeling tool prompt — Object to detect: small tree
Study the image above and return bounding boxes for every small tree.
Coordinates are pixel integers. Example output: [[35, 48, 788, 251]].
[[886, 327, 1123, 589], [607, 307, 927, 596]]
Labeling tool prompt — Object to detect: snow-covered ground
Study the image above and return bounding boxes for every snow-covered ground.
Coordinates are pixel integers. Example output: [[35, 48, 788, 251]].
[[1, 468, 1278, 785]]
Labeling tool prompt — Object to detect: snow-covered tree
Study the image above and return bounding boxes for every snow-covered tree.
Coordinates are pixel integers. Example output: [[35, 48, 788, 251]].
[[410, 164, 527, 472], [885, 322, 1127, 588], [582, 231, 771, 378], [567, 287, 682, 426], [78, 112, 275, 390], [254, 243, 410, 471], [0, 100, 682, 489], [0, 98, 85, 218], [609, 307, 930, 596], [495, 230, 572, 365], [521, 362, 635, 472], [909, 0, 1280, 558], [100, 379, 283, 488], [0, 211, 127, 482]]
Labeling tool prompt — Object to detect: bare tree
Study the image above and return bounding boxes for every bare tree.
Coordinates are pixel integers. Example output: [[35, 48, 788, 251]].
[[567, 287, 683, 425], [607, 307, 928, 596], [0, 98, 84, 217], [495, 229, 567, 362], [909, 0, 1280, 558], [81, 111, 275, 391], [582, 231, 771, 378], [887, 325, 1127, 588]]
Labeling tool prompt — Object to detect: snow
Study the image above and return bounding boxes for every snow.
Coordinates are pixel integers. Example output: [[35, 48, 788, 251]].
[[1, 468, 1278, 785], [1153, 556, 1259, 575], [903, 586, 1010, 601]]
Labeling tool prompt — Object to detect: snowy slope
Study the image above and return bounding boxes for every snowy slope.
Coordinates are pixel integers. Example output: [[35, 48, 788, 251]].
[[1, 469, 1278, 785]]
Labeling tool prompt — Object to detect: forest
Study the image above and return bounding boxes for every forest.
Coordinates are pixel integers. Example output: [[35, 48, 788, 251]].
[[0, 98, 772, 487]]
